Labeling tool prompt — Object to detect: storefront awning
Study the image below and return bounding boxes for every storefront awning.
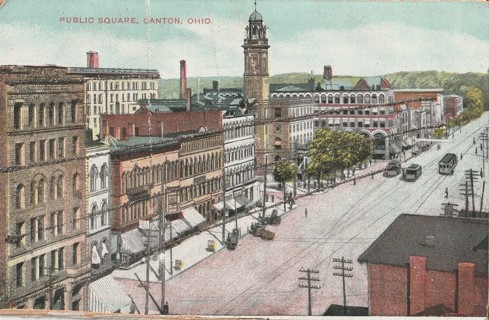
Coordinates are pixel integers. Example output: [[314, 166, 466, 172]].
[[171, 218, 191, 235], [389, 144, 402, 154], [227, 198, 243, 210], [212, 201, 225, 211], [334, 118, 341, 125], [182, 207, 206, 228], [235, 195, 251, 207], [328, 118, 334, 125], [120, 229, 146, 254], [89, 275, 131, 313]]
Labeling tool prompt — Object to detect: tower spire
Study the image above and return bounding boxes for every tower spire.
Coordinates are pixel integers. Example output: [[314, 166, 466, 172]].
[[254, 0, 257, 11]]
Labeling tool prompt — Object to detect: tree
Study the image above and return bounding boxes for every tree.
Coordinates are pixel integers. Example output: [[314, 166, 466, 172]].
[[432, 126, 446, 139], [308, 129, 372, 185], [272, 159, 297, 212]]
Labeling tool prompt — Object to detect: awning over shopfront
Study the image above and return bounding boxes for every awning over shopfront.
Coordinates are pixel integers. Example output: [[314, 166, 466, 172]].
[[334, 118, 341, 125], [212, 201, 225, 211], [235, 195, 251, 207], [364, 118, 371, 125], [89, 275, 131, 313], [120, 229, 146, 254], [171, 218, 191, 235], [389, 143, 402, 154], [328, 118, 334, 125], [182, 207, 206, 228]]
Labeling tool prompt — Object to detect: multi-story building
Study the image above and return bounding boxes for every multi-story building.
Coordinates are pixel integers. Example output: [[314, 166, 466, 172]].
[[0, 65, 90, 310], [443, 94, 463, 122], [68, 52, 160, 141], [223, 99, 259, 210], [86, 141, 113, 271], [100, 107, 224, 231]]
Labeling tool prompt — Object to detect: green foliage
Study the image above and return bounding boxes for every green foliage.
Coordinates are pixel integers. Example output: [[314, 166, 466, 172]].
[[307, 129, 372, 178], [458, 86, 485, 124], [272, 159, 297, 184], [432, 127, 446, 139]]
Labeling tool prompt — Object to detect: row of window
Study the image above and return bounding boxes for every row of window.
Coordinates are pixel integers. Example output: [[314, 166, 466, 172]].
[[314, 119, 394, 129], [89, 163, 109, 192], [14, 172, 82, 211], [14, 136, 79, 166], [225, 144, 254, 163], [289, 106, 314, 118], [86, 92, 155, 107], [291, 121, 313, 133], [89, 201, 108, 230], [15, 244, 80, 288], [86, 80, 157, 92], [13, 101, 78, 130], [181, 177, 222, 203], [314, 93, 386, 104], [223, 123, 254, 140], [224, 165, 255, 188], [315, 107, 392, 116], [121, 199, 152, 224]]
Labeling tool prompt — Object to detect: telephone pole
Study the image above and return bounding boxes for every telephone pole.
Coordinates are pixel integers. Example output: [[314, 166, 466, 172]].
[[298, 267, 320, 316], [333, 257, 353, 316], [262, 156, 268, 219]]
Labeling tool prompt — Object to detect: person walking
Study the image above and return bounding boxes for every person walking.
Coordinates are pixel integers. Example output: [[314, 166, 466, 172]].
[[304, 208, 308, 218], [353, 177, 356, 185], [460, 153, 463, 160], [371, 172, 374, 179], [445, 187, 448, 198]]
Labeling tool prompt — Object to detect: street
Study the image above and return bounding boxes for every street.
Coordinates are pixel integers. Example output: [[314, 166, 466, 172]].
[[115, 112, 489, 316]]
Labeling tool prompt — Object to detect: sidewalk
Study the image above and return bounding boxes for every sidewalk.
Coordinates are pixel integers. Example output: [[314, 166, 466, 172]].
[[112, 202, 297, 284]]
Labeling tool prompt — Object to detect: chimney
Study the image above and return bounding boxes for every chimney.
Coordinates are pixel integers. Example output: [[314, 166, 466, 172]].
[[213, 80, 219, 91], [186, 88, 192, 111], [86, 51, 99, 68], [180, 60, 187, 100], [323, 65, 332, 81]]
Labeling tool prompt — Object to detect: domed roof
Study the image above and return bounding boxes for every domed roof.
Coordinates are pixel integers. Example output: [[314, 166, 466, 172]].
[[249, 10, 263, 22]]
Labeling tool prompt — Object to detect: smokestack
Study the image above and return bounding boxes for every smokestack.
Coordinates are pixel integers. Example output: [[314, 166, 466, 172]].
[[186, 88, 192, 111], [323, 65, 332, 81], [213, 80, 219, 91], [180, 60, 187, 100], [87, 51, 99, 68]]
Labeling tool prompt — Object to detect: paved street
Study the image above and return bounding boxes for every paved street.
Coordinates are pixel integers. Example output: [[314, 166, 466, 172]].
[[115, 113, 489, 316]]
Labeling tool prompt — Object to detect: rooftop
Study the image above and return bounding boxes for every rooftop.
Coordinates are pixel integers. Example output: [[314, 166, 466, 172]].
[[358, 214, 488, 274], [68, 67, 160, 77]]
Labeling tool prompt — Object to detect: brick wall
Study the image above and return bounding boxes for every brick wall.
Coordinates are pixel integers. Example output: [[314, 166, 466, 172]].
[[368, 263, 408, 315]]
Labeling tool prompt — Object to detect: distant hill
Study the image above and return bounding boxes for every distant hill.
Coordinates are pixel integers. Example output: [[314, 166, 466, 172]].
[[158, 71, 489, 105]]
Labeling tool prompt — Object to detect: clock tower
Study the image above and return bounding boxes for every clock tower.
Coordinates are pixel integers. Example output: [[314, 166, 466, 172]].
[[243, 5, 270, 170]]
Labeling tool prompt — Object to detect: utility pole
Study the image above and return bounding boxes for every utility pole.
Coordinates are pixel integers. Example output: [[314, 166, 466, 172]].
[[262, 156, 268, 219], [222, 172, 227, 244], [158, 193, 167, 314], [333, 257, 353, 316], [480, 181, 485, 217], [298, 267, 320, 316]]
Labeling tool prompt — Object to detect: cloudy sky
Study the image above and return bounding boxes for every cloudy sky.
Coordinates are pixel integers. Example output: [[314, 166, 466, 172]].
[[1, 0, 488, 78]]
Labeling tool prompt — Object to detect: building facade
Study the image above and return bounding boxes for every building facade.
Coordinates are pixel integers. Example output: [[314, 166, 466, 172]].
[[0, 65, 90, 310], [86, 143, 113, 272], [68, 52, 160, 141], [223, 101, 260, 210], [359, 214, 487, 316]]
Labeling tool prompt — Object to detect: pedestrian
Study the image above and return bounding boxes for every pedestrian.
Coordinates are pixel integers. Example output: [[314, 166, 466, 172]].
[[475, 148, 478, 155], [369, 159, 372, 166], [304, 208, 308, 218], [445, 187, 448, 198], [473, 137, 476, 145], [460, 153, 463, 160], [371, 172, 374, 179], [353, 177, 356, 185]]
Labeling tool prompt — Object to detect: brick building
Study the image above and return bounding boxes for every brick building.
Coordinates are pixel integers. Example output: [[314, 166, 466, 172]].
[[358, 214, 487, 316], [443, 94, 463, 122], [100, 109, 224, 232], [0, 65, 90, 310]]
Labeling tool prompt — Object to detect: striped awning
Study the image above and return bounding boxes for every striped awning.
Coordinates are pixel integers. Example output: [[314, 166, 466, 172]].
[[182, 207, 206, 228], [120, 229, 145, 254], [89, 275, 131, 313]]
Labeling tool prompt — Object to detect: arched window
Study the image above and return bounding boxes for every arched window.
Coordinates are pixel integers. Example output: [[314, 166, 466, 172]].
[[16, 184, 25, 209], [38, 179, 45, 204], [73, 173, 80, 194], [101, 201, 107, 226], [90, 204, 98, 230], [90, 165, 98, 192], [100, 164, 108, 189], [57, 175, 64, 199]]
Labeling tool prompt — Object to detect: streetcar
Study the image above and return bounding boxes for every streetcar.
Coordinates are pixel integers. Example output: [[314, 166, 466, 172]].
[[403, 164, 422, 181], [438, 153, 458, 175]]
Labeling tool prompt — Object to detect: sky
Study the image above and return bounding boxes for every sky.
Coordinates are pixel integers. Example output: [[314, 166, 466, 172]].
[[0, 0, 488, 78]]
